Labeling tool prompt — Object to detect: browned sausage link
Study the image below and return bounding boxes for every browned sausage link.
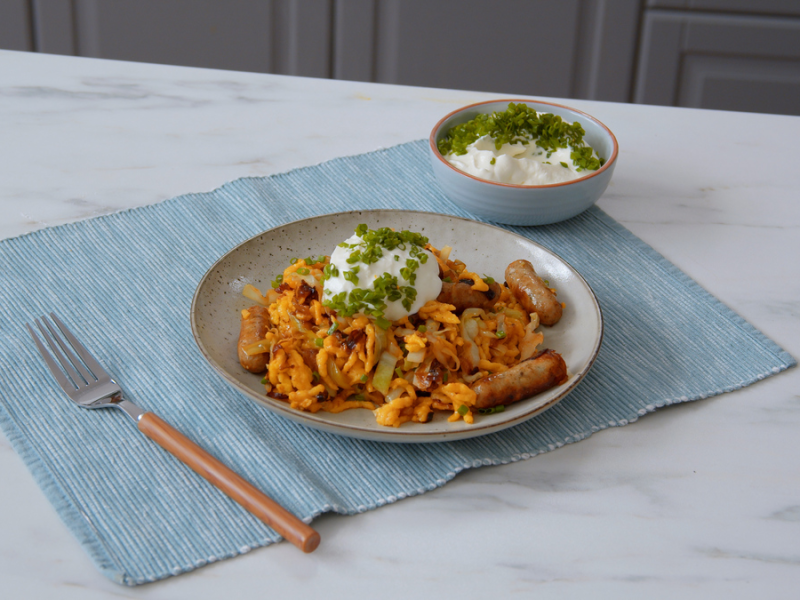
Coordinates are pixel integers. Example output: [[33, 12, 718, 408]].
[[238, 305, 270, 373], [505, 259, 562, 326], [436, 280, 502, 312], [471, 349, 568, 409]]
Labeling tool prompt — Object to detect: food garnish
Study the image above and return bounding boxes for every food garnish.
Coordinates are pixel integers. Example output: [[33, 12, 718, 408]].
[[438, 102, 605, 174]]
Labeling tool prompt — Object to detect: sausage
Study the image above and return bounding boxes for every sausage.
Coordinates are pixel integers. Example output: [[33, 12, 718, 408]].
[[505, 259, 562, 326], [437, 279, 502, 312], [471, 349, 568, 409], [238, 305, 270, 373]]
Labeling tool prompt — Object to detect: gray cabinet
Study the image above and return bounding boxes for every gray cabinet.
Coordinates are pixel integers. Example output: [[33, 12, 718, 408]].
[[0, 0, 33, 51], [635, 2, 800, 115], [2, 0, 798, 115], [1, 0, 641, 101], [17, 0, 331, 76], [367, 0, 641, 101]]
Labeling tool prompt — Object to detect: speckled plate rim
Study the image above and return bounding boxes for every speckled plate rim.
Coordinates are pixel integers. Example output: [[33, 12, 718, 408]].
[[190, 210, 603, 443]]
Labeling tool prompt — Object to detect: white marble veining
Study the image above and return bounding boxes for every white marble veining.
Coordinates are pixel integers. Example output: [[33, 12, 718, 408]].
[[1, 49, 799, 598]]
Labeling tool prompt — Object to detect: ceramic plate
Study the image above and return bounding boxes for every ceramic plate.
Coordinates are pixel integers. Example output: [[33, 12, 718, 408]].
[[191, 210, 603, 443]]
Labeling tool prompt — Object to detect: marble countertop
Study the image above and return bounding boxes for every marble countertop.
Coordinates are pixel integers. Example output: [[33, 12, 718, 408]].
[[1, 50, 798, 598]]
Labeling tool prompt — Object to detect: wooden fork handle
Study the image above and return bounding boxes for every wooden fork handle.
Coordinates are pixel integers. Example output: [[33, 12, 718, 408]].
[[137, 412, 320, 553]]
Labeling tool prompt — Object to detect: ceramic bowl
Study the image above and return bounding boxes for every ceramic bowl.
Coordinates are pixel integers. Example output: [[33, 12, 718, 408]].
[[429, 99, 618, 226]]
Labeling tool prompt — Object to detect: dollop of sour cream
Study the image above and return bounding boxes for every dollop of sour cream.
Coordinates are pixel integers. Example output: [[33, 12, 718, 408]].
[[323, 228, 442, 323], [446, 134, 600, 186]]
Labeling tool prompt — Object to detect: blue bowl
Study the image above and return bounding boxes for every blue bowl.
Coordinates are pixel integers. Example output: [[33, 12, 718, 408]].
[[429, 99, 618, 226]]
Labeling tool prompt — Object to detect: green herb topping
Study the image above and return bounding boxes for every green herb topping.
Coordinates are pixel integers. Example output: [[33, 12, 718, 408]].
[[478, 405, 506, 415], [437, 102, 605, 171], [322, 224, 430, 326]]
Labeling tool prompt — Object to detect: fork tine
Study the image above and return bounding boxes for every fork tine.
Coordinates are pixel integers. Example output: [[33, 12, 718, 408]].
[[35, 317, 90, 389], [48, 313, 110, 381], [39, 315, 97, 385], [26, 322, 78, 393]]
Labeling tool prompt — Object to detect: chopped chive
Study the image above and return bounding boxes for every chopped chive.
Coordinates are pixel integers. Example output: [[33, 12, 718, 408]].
[[417, 325, 427, 333], [327, 322, 339, 335], [457, 404, 468, 416], [296, 267, 310, 275], [314, 337, 324, 347]]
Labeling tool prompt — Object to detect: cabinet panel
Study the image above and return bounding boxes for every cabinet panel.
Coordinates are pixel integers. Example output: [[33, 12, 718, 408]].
[[0, 0, 33, 51], [635, 10, 800, 115], [684, 12, 800, 57], [272, 0, 332, 77], [374, 0, 582, 98], [633, 12, 684, 105], [31, 0, 75, 55], [5, 0, 640, 102], [333, 0, 375, 81], [679, 55, 800, 114], [72, 0, 274, 73], [572, 0, 642, 102], [647, 0, 800, 18]]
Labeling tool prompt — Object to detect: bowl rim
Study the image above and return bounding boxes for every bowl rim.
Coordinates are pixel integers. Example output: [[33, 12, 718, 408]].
[[429, 98, 619, 189]]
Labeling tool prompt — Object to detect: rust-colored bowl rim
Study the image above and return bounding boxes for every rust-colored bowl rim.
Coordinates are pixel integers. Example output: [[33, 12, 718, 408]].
[[429, 98, 619, 189]]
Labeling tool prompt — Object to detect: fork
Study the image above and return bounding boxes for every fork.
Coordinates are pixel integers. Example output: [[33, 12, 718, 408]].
[[27, 312, 320, 553]]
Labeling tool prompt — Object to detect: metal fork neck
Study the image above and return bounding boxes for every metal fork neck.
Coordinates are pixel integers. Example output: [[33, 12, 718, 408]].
[[113, 397, 145, 421]]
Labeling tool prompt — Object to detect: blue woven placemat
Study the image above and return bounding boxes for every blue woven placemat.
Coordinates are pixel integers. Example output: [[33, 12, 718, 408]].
[[0, 140, 794, 585]]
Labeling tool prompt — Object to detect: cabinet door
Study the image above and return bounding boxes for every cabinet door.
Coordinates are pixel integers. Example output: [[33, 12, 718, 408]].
[[360, 0, 640, 100], [0, 0, 33, 51], [366, 0, 586, 98], [635, 10, 800, 115], [62, 0, 331, 77], [646, 0, 800, 18], [70, 0, 274, 73]]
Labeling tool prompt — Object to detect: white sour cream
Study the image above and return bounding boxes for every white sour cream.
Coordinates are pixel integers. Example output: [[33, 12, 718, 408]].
[[446, 134, 599, 186], [324, 233, 442, 321]]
